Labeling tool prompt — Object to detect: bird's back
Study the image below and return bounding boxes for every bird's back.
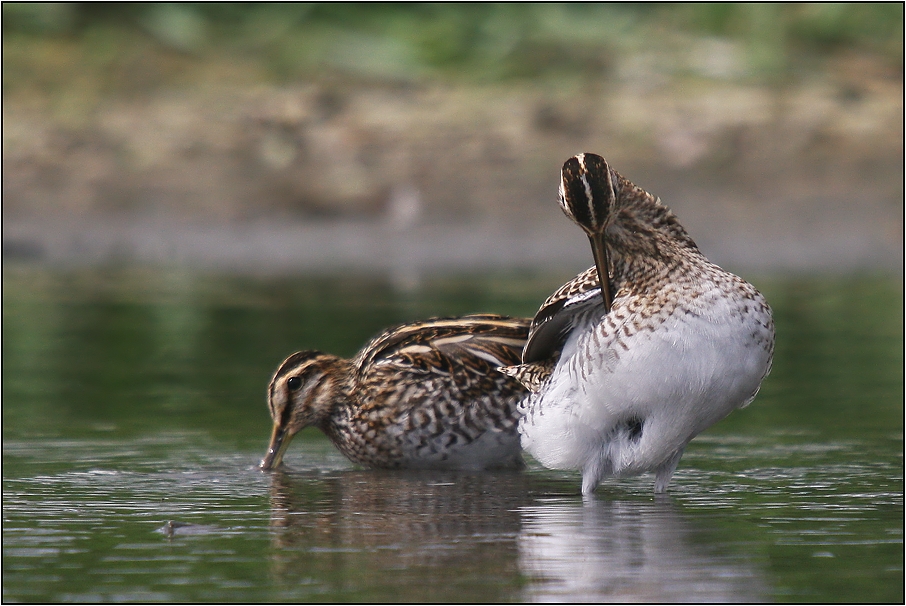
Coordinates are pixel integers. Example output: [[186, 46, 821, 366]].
[[338, 314, 531, 469]]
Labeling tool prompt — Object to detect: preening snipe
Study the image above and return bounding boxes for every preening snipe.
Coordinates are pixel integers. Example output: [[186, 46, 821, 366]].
[[503, 153, 774, 494]]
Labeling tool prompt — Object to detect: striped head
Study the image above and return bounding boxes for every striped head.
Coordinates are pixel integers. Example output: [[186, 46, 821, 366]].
[[558, 153, 618, 237], [559, 153, 618, 312], [259, 350, 349, 471]]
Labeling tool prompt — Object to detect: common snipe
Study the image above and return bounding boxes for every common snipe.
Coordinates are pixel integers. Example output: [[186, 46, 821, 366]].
[[260, 314, 530, 471], [503, 153, 774, 494]]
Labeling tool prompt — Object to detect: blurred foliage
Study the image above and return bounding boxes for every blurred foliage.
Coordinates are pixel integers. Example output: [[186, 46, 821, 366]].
[[2, 2, 903, 89]]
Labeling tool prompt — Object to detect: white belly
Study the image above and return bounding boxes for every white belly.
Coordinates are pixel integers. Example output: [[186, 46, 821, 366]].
[[519, 288, 772, 484]]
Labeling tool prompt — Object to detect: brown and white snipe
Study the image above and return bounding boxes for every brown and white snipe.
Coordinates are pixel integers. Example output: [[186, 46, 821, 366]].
[[502, 153, 775, 494], [260, 314, 529, 471]]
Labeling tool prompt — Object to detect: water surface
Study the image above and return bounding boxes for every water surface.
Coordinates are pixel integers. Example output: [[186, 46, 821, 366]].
[[3, 267, 902, 602]]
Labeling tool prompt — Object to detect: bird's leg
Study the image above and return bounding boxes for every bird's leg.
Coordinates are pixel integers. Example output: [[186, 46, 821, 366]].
[[653, 449, 684, 494]]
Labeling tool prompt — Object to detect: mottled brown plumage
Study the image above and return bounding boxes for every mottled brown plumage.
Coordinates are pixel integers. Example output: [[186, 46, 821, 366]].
[[260, 314, 530, 471]]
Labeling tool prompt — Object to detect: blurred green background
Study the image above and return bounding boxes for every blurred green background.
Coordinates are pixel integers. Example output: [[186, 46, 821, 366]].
[[3, 3, 902, 273], [4, 3, 902, 82]]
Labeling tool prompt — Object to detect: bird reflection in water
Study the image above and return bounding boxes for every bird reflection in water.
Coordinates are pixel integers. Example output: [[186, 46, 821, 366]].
[[264, 468, 767, 601], [264, 469, 530, 601], [518, 497, 768, 602]]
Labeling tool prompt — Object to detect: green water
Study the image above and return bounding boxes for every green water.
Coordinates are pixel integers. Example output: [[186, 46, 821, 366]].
[[3, 266, 903, 602]]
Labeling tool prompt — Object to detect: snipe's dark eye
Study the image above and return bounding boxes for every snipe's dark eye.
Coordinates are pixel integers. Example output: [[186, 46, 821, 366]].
[[287, 376, 302, 391]]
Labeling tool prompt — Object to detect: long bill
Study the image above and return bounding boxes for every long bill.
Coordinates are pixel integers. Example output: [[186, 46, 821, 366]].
[[260, 422, 292, 471], [588, 232, 613, 313]]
